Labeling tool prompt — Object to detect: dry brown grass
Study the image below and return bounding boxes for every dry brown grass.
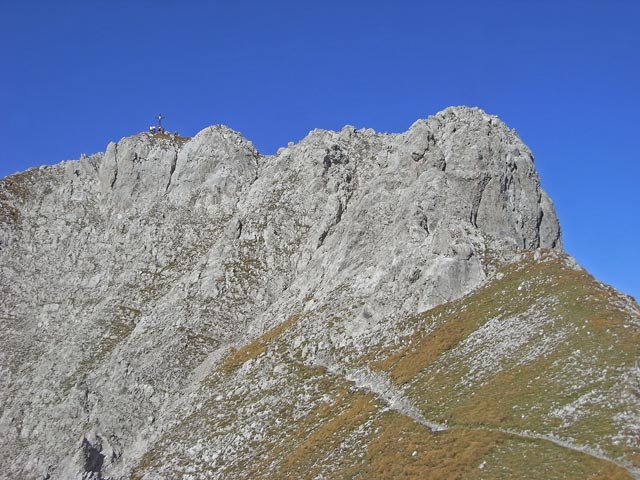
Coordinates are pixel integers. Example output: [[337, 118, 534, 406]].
[[229, 365, 380, 479], [134, 253, 639, 479], [350, 413, 501, 480], [333, 412, 633, 480], [371, 252, 640, 469], [278, 391, 378, 478], [374, 306, 484, 385], [371, 262, 526, 384], [220, 313, 302, 374], [475, 429, 634, 480]]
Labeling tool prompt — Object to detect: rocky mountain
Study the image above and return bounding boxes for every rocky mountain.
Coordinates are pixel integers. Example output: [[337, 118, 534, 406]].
[[0, 106, 637, 480]]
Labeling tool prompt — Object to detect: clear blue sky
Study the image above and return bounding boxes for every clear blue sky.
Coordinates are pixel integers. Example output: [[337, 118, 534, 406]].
[[1, 1, 638, 300]]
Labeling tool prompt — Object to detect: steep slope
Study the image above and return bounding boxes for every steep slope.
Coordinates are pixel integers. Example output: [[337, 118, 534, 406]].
[[0, 106, 636, 480], [131, 251, 638, 480]]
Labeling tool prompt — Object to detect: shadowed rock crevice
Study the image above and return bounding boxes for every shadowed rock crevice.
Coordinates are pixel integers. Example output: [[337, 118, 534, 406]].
[[109, 144, 118, 189], [164, 150, 178, 193], [82, 438, 104, 478]]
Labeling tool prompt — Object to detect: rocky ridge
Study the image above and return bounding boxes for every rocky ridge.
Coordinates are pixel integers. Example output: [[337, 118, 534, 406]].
[[0, 107, 637, 479]]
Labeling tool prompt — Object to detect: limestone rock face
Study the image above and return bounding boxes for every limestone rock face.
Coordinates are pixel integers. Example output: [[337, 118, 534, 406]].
[[8, 106, 632, 480]]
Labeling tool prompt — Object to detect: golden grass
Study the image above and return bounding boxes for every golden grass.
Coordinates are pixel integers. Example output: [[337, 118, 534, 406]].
[[263, 390, 380, 479], [134, 253, 639, 479], [370, 252, 640, 468], [372, 258, 532, 384], [475, 429, 634, 480], [220, 313, 302, 374], [351, 413, 501, 480]]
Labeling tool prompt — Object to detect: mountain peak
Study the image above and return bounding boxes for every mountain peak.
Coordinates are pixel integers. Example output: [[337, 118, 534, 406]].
[[3, 109, 634, 480]]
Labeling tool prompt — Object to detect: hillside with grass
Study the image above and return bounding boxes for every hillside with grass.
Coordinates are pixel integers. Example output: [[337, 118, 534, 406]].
[[128, 250, 638, 479]]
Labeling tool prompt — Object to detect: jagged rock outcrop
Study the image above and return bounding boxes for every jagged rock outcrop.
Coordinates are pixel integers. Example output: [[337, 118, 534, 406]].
[[1, 107, 636, 480]]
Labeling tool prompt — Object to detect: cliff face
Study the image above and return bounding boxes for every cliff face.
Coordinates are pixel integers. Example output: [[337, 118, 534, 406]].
[[0, 107, 636, 480]]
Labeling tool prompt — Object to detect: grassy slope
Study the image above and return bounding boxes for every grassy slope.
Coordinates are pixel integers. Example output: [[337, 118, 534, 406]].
[[133, 252, 638, 479], [372, 251, 639, 473]]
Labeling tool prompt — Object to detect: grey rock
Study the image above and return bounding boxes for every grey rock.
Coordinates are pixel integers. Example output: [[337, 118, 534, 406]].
[[0, 106, 563, 479]]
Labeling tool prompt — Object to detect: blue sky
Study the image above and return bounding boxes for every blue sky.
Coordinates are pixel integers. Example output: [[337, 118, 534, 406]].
[[1, 1, 638, 300]]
